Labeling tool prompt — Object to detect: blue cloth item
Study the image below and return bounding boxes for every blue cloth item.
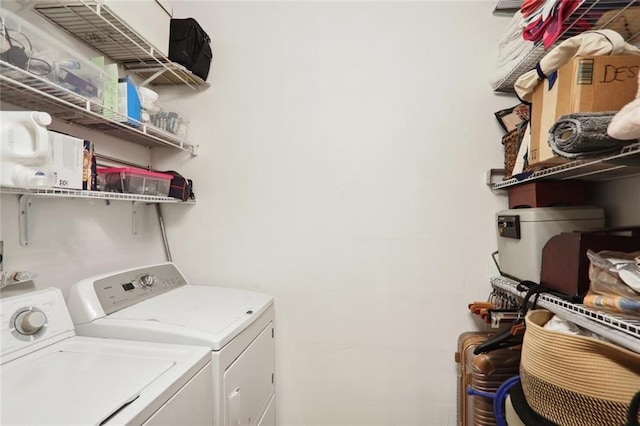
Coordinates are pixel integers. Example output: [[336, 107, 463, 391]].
[[467, 375, 522, 426]]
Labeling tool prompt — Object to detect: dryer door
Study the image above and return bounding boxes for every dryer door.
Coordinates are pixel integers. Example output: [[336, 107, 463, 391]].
[[224, 322, 275, 426]]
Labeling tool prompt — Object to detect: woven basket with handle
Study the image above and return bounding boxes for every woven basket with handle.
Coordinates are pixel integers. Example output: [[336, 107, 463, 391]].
[[521, 309, 640, 426]]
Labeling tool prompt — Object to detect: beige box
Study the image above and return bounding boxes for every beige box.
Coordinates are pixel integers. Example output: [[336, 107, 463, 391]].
[[496, 206, 604, 283], [49, 131, 84, 190], [529, 55, 640, 167]]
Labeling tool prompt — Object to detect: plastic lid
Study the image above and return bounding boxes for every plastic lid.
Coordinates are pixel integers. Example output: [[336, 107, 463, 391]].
[[97, 167, 172, 179], [138, 87, 159, 101], [497, 206, 604, 222]]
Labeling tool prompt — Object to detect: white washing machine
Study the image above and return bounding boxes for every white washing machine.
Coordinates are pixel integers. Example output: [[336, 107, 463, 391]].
[[66, 262, 276, 426], [1, 287, 214, 426]]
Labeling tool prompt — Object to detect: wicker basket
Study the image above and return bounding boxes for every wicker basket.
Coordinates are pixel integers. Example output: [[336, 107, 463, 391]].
[[502, 120, 532, 180], [521, 309, 640, 426], [502, 128, 520, 180]]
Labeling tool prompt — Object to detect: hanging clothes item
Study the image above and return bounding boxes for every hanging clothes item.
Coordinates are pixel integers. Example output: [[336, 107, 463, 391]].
[[523, 0, 559, 26], [521, 0, 586, 47], [522, 0, 561, 42], [541, 0, 587, 48], [520, 0, 547, 18]]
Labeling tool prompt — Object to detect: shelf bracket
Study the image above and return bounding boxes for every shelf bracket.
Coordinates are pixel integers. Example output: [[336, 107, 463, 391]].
[[132, 201, 143, 235], [15, 0, 38, 16], [485, 168, 505, 187], [139, 68, 166, 88], [19, 195, 33, 247]]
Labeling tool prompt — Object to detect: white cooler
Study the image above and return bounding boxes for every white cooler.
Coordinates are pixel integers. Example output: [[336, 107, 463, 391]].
[[496, 206, 605, 283]]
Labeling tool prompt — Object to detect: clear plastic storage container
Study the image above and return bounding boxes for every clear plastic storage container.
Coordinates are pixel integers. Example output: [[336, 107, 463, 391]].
[[0, 8, 107, 101], [98, 167, 172, 196]]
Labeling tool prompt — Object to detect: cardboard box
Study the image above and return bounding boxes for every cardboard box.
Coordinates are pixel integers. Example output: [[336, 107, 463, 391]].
[[529, 55, 640, 167], [49, 131, 84, 190], [83, 140, 96, 191]]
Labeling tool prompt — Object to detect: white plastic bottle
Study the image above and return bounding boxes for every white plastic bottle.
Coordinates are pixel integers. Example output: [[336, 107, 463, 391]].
[[0, 111, 55, 188]]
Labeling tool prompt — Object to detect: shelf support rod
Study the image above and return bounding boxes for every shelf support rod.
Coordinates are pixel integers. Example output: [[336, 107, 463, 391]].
[[19, 195, 33, 247], [155, 204, 173, 262]]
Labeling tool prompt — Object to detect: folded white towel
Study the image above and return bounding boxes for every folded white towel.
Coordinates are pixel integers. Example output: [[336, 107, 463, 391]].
[[608, 74, 640, 140], [498, 12, 526, 47], [497, 38, 535, 66], [491, 43, 537, 88]]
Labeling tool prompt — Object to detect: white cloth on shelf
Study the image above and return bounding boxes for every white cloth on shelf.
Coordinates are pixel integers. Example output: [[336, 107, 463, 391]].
[[608, 73, 640, 141], [491, 43, 536, 88], [543, 314, 610, 342], [498, 11, 526, 47]]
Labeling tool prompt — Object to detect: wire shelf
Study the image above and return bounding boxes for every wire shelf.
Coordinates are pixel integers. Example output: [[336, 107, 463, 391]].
[[32, 0, 209, 89], [491, 276, 640, 353], [494, 0, 640, 92], [492, 141, 640, 188], [0, 61, 198, 154], [494, 0, 524, 15], [0, 186, 195, 204]]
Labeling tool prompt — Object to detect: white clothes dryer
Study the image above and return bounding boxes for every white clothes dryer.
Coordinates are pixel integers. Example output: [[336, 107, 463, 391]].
[[1, 287, 214, 426], [66, 262, 275, 426]]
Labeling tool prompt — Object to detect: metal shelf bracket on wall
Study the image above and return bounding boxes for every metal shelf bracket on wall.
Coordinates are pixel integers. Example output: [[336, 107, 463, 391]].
[[132, 201, 143, 236], [17, 194, 146, 247], [18, 195, 33, 247], [4, 187, 194, 247], [139, 68, 167, 88], [485, 168, 506, 186]]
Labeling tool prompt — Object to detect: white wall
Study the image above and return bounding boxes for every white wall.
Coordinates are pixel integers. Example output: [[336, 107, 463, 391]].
[[592, 176, 640, 226], [155, 2, 515, 425]]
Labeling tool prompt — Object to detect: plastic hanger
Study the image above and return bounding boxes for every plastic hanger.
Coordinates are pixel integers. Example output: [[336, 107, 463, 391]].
[[473, 280, 549, 355]]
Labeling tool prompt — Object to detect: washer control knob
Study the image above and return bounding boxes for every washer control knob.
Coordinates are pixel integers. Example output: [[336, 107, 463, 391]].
[[15, 310, 46, 335], [139, 274, 155, 288]]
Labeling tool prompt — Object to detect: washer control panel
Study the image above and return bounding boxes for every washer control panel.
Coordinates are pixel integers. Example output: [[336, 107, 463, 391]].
[[93, 263, 187, 315], [1, 288, 75, 362]]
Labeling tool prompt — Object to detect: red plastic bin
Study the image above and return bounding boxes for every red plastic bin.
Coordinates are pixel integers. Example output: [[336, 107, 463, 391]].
[[98, 167, 172, 196]]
